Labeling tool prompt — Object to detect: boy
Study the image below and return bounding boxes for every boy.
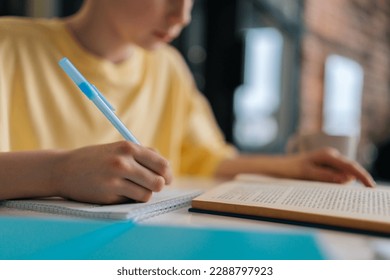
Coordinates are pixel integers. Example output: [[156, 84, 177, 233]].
[[0, 0, 374, 204]]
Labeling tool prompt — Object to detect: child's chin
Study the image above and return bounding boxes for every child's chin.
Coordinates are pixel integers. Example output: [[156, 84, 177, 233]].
[[136, 41, 165, 51]]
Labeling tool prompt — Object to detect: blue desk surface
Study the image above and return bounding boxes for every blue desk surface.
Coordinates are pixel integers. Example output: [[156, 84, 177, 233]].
[[0, 217, 324, 260]]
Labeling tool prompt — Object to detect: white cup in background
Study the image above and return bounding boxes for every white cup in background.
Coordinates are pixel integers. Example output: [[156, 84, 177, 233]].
[[287, 132, 359, 160]]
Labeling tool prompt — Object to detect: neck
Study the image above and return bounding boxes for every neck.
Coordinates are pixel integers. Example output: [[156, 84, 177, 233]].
[[64, 5, 134, 64]]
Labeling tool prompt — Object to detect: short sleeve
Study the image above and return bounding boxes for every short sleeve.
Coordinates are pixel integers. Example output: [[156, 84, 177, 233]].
[[179, 89, 237, 177]]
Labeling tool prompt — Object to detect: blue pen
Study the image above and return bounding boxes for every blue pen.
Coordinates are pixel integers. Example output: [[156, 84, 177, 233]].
[[59, 57, 140, 145]]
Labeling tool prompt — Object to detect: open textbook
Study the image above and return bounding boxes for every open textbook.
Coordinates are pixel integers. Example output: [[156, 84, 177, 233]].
[[1, 187, 202, 221], [191, 175, 390, 235]]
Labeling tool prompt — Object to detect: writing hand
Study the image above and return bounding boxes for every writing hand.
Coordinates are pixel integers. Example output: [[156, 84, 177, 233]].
[[53, 141, 173, 204]]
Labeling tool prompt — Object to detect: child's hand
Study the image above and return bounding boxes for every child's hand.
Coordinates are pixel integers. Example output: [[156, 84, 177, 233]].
[[287, 147, 375, 187], [53, 141, 173, 204]]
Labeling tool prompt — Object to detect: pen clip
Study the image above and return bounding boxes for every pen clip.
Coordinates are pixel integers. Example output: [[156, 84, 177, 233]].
[[92, 84, 115, 112]]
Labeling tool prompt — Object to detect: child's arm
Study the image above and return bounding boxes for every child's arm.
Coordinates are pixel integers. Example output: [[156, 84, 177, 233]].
[[0, 141, 172, 204], [214, 147, 375, 187]]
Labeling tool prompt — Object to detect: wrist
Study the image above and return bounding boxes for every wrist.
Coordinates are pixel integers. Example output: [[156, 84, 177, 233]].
[[48, 149, 69, 198]]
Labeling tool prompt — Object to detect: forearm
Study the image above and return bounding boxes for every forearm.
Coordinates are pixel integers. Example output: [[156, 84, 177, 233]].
[[0, 150, 64, 200], [214, 154, 298, 179], [213, 149, 375, 187], [0, 142, 173, 204]]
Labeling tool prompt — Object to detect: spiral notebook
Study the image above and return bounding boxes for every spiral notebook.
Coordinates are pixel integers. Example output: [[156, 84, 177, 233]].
[[0, 188, 202, 221]]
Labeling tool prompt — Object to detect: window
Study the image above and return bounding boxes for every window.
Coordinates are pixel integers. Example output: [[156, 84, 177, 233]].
[[323, 55, 364, 136], [234, 28, 283, 148], [233, 0, 303, 153]]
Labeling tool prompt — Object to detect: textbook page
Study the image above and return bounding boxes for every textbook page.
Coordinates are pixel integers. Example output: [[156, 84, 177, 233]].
[[194, 181, 390, 219], [192, 179, 390, 234]]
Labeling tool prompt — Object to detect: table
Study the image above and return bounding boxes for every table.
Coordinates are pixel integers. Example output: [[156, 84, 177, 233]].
[[1, 177, 389, 259]]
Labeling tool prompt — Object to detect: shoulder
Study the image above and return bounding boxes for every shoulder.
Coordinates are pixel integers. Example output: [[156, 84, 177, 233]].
[[147, 44, 193, 81], [0, 17, 39, 34], [0, 16, 60, 44], [136, 44, 199, 104], [0, 16, 29, 30], [154, 44, 188, 67]]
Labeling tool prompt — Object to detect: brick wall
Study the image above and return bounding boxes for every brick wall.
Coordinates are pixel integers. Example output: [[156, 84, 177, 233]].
[[301, 0, 390, 167]]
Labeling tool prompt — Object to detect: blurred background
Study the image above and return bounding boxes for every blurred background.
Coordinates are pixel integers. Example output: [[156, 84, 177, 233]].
[[1, 0, 390, 179]]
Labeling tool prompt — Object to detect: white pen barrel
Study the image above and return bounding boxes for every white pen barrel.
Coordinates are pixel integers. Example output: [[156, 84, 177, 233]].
[[92, 95, 140, 144]]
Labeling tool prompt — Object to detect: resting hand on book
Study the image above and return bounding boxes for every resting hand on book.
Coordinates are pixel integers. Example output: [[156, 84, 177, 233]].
[[214, 147, 375, 187], [0, 141, 172, 204], [283, 148, 375, 187]]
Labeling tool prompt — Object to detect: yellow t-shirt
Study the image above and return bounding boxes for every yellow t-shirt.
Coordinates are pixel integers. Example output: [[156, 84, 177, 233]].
[[0, 17, 236, 177]]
